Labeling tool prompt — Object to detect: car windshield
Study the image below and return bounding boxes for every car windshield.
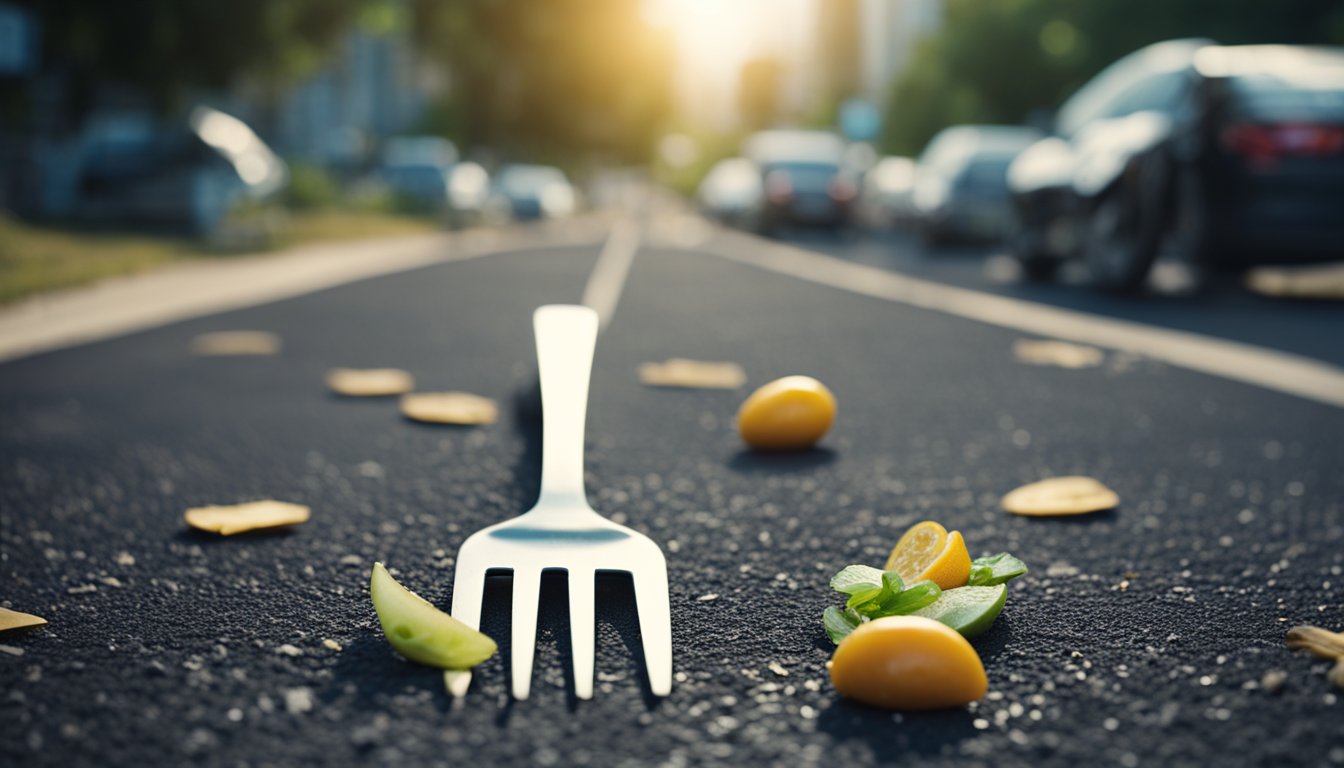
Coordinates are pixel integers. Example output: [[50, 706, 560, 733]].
[[1056, 39, 1205, 136], [959, 155, 1014, 189], [763, 162, 838, 189], [497, 166, 566, 196]]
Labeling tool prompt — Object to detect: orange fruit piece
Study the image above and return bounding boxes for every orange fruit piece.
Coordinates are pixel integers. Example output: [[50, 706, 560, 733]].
[[884, 521, 972, 590], [829, 615, 987, 710]]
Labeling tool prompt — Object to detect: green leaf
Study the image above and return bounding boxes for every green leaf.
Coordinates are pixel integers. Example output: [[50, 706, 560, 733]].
[[849, 570, 906, 617], [831, 565, 888, 610], [830, 565, 885, 595], [823, 605, 863, 645], [967, 553, 1029, 586], [846, 588, 883, 611], [878, 579, 941, 614]]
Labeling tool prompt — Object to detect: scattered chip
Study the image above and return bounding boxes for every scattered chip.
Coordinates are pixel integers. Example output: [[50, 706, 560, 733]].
[[638, 358, 747, 389], [191, 331, 282, 356], [0, 607, 47, 633], [326, 368, 415, 397], [1246, 264, 1344, 300], [1286, 625, 1344, 660], [1012, 339, 1105, 369], [184, 500, 311, 535], [401, 392, 498, 425], [1002, 476, 1120, 516]]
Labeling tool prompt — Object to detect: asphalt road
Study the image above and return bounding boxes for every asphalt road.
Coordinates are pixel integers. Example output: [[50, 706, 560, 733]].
[[781, 227, 1344, 368], [2, 218, 1343, 768]]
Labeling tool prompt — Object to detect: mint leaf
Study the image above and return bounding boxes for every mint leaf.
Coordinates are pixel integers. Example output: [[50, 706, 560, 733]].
[[849, 570, 906, 617], [967, 553, 1028, 586], [830, 565, 885, 595], [823, 605, 862, 644], [878, 579, 941, 614]]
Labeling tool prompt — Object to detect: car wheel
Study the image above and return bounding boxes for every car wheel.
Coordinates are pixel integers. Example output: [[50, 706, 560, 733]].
[[1019, 256, 1060, 282], [1083, 187, 1161, 293]]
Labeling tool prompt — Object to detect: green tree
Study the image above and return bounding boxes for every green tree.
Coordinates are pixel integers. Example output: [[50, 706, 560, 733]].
[[412, 0, 673, 164], [19, 0, 372, 117]]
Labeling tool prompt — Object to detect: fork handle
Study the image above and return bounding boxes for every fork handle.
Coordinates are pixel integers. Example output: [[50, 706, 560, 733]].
[[533, 305, 600, 507]]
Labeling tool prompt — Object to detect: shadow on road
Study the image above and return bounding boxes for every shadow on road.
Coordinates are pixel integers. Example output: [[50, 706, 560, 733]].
[[727, 447, 837, 473]]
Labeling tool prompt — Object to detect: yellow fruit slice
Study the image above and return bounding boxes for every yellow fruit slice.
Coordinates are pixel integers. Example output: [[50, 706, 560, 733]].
[[884, 521, 971, 589], [884, 521, 946, 579], [1002, 476, 1119, 516], [916, 531, 972, 590]]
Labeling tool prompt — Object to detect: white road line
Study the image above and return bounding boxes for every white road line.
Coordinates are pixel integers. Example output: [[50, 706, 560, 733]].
[[581, 219, 642, 330], [707, 230, 1344, 409], [0, 224, 608, 363]]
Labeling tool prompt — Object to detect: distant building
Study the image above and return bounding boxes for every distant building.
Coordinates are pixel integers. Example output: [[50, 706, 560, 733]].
[[859, 0, 943, 108], [817, 0, 863, 104], [269, 27, 440, 169]]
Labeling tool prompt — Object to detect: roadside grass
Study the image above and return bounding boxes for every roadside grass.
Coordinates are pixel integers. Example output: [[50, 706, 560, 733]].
[[0, 209, 441, 305]]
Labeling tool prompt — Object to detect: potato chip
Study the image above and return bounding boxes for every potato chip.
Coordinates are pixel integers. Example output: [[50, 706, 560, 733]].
[[1286, 625, 1344, 660], [639, 358, 747, 389], [1012, 339, 1104, 369], [1246, 264, 1344, 300], [1002, 476, 1119, 516], [401, 392, 498, 425], [184, 500, 311, 535], [327, 368, 415, 397], [191, 331, 282, 356], [0, 607, 47, 633]]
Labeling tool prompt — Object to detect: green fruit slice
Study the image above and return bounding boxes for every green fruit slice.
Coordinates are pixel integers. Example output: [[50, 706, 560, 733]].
[[910, 584, 1007, 639], [370, 562, 497, 669]]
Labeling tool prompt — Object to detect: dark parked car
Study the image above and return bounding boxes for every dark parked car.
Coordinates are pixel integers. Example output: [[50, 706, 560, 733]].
[[912, 125, 1041, 244], [1008, 40, 1344, 290], [72, 106, 286, 235], [744, 130, 856, 232], [379, 136, 459, 213]]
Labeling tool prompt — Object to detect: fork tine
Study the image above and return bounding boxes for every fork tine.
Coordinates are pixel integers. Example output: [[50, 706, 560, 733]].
[[446, 557, 487, 697], [510, 566, 543, 700], [568, 568, 596, 700], [632, 560, 673, 696]]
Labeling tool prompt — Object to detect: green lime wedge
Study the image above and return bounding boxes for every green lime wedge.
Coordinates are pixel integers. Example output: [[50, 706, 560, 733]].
[[910, 584, 1008, 639], [370, 562, 497, 669]]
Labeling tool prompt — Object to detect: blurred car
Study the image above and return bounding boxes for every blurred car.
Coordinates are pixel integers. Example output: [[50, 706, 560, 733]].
[[445, 161, 491, 226], [1008, 40, 1344, 290], [379, 135, 459, 213], [492, 164, 577, 221], [861, 155, 918, 228], [696, 157, 764, 229], [74, 106, 287, 235], [743, 129, 856, 232], [912, 125, 1041, 244]]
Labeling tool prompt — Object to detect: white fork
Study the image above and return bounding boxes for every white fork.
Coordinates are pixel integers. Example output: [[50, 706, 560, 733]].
[[449, 305, 672, 700]]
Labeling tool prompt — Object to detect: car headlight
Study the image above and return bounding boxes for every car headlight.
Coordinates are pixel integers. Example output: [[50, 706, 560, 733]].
[[540, 183, 575, 217]]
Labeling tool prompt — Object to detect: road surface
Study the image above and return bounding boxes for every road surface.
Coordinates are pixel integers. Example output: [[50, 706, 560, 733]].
[[2, 216, 1342, 767]]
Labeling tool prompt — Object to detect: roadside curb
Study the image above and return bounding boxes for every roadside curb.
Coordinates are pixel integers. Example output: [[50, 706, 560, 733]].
[[0, 221, 610, 364]]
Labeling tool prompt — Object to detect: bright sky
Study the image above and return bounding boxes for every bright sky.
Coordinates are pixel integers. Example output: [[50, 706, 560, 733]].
[[645, 0, 813, 126]]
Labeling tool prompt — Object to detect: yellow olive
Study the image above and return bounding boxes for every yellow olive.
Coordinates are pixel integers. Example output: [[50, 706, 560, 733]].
[[736, 375, 836, 450], [829, 615, 987, 710]]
